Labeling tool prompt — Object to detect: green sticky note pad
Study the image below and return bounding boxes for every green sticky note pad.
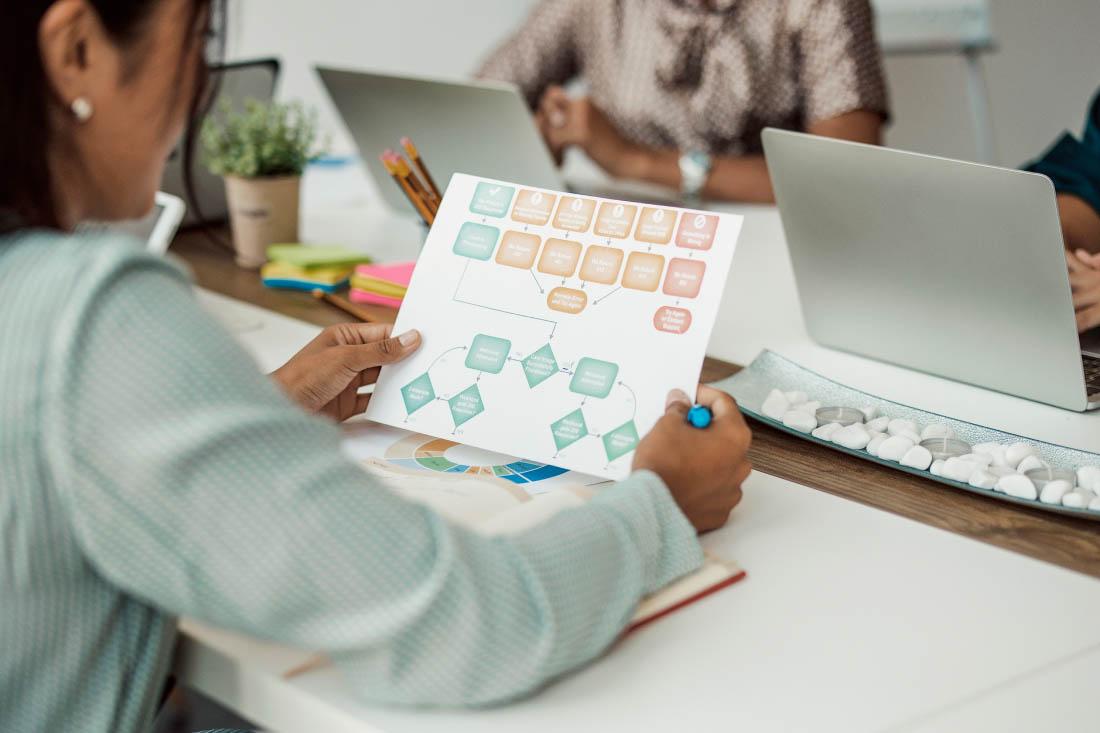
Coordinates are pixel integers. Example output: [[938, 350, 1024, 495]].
[[265, 244, 371, 269]]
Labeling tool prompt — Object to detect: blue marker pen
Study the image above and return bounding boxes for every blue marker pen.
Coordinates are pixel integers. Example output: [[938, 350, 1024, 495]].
[[686, 404, 712, 428]]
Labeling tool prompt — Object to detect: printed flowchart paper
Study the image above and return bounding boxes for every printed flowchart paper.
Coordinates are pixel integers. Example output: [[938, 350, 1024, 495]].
[[366, 174, 742, 480]]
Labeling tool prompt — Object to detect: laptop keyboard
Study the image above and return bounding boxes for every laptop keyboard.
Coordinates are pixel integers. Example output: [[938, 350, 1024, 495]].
[[1085, 355, 1100, 397]]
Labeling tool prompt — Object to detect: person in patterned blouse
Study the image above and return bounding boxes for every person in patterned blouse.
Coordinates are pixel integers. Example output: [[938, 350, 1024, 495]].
[[478, 0, 891, 203]]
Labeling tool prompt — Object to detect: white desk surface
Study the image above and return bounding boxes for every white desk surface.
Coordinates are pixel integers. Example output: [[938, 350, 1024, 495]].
[[179, 161, 1100, 732]]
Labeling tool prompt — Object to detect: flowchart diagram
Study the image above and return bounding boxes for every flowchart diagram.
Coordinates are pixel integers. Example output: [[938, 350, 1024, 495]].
[[366, 175, 742, 480]]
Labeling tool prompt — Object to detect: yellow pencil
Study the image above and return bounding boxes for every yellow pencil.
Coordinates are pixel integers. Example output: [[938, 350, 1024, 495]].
[[401, 136, 442, 204]]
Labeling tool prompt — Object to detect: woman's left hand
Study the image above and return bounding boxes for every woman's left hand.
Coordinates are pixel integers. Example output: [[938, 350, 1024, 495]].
[[271, 323, 421, 421], [1067, 250, 1100, 332]]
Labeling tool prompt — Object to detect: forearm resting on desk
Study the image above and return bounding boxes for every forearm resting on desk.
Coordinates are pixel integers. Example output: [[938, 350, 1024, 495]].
[[612, 110, 883, 204], [1058, 193, 1100, 255]]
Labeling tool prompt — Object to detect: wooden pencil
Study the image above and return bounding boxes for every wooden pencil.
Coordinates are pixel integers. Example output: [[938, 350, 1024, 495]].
[[401, 136, 442, 204], [381, 151, 434, 226], [311, 289, 378, 322], [392, 154, 438, 217]]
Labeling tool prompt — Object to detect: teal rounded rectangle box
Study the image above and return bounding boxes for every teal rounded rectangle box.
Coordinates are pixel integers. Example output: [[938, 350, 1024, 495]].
[[465, 334, 512, 374], [453, 222, 500, 260], [469, 182, 516, 218], [569, 357, 620, 398]]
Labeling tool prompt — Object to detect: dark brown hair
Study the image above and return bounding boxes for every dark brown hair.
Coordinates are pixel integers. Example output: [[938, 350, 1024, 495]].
[[0, 0, 224, 234]]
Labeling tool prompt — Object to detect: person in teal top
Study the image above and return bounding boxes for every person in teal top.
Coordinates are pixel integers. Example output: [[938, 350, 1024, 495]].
[[0, 1, 752, 730], [1026, 89, 1100, 331]]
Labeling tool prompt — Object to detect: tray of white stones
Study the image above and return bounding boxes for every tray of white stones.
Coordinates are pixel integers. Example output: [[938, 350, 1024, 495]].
[[714, 349, 1100, 520]]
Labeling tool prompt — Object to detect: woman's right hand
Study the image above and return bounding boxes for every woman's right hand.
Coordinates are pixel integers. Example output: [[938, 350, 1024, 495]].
[[632, 385, 752, 533]]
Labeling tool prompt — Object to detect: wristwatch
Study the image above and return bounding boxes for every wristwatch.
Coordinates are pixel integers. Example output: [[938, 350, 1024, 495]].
[[678, 150, 712, 202]]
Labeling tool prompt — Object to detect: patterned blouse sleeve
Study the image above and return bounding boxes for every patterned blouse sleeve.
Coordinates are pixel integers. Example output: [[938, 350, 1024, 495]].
[[474, 0, 584, 108], [795, 0, 891, 126]]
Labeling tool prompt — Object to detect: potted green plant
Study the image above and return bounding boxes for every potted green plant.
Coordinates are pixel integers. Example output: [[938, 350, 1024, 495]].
[[202, 99, 325, 268]]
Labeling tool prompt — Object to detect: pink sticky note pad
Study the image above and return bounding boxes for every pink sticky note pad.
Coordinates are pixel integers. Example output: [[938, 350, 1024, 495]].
[[354, 261, 415, 285]]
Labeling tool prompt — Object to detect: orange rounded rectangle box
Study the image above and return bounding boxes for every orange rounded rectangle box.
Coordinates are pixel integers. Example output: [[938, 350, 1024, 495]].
[[552, 196, 597, 232], [495, 231, 542, 269], [634, 207, 678, 244], [663, 258, 706, 298], [511, 189, 557, 225], [547, 287, 587, 314], [578, 245, 624, 284], [594, 202, 638, 238], [675, 212, 719, 250], [654, 306, 692, 334], [622, 252, 666, 292], [537, 238, 582, 277]]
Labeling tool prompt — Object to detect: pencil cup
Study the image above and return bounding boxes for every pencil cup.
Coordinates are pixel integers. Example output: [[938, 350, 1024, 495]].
[[223, 174, 301, 269]]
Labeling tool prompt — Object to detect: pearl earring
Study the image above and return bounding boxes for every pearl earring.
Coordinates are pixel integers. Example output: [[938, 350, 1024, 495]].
[[71, 97, 93, 122]]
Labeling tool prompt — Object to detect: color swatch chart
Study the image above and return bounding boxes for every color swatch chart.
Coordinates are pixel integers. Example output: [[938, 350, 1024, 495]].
[[366, 174, 742, 480]]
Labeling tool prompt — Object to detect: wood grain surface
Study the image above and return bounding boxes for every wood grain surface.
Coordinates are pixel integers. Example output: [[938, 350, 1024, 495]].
[[173, 231, 1100, 579]]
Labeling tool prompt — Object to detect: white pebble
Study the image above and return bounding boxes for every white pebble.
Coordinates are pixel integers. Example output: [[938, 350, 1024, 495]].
[[782, 410, 817, 433], [900, 445, 933, 470], [996, 474, 1038, 500], [812, 422, 843, 441], [972, 443, 1009, 466], [920, 424, 956, 440], [1077, 466, 1100, 491], [1090, 496, 1100, 512], [987, 466, 1017, 477], [762, 389, 791, 421], [971, 442, 1000, 455], [867, 433, 889, 457], [1015, 455, 1049, 475], [785, 391, 809, 406], [959, 453, 993, 467], [887, 418, 918, 437], [859, 405, 879, 422], [968, 470, 997, 490], [1063, 489, 1097, 509], [930, 459, 946, 477], [833, 424, 871, 450], [896, 429, 921, 445], [943, 457, 980, 483], [1039, 479, 1074, 505], [866, 416, 890, 433], [878, 436, 915, 462], [1005, 442, 1040, 469], [791, 400, 822, 416]]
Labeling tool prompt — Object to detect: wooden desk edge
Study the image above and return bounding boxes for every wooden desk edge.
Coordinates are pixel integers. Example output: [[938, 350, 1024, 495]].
[[173, 232, 1100, 580]]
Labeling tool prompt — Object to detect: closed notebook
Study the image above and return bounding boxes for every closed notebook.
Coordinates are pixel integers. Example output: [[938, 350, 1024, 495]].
[[281, 462, 745, 679]]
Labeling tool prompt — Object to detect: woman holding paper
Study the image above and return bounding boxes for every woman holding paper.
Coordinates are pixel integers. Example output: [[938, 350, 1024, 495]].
[[478, 0, 890, 203], [0, 0, 751, 728]]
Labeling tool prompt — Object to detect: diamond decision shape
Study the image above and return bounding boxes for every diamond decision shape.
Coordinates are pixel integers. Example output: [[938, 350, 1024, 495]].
[[401, 373, 435, 415], [522, 343, 559, 388], [550, 408, 588, 451], [602, 420, 639, 462], [448, 384, 485, 428]]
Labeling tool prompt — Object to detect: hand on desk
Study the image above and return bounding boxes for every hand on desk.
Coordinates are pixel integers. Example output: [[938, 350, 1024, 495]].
[[1066, 249, 1100, 332], [633, 385, 752, 533], [271, 323, 421, 421], [535, 85, 636, 177]]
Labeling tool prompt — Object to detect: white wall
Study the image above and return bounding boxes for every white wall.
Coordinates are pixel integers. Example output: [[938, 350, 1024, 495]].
[[226, 0, 1100, 167]]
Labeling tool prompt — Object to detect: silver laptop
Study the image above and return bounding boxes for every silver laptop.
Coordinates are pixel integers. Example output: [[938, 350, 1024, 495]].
[[316, 67, 563, 213], [161, 58, 280, 227], [762, 128, 1100, 412]]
